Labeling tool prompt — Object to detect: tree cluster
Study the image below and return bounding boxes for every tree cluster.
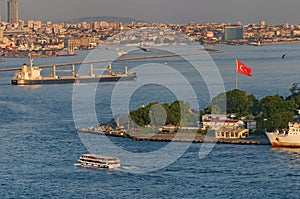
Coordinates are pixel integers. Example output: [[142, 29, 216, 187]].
[[205, 89, 299, 131], [127, 89, 300, 133], [129, 100, 198, 127]]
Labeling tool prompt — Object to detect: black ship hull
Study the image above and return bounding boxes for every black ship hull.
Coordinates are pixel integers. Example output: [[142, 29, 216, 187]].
[[11, 74, 137, 85]]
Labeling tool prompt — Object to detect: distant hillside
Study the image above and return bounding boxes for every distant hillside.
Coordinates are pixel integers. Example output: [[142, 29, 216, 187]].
[[68, 16, 147, 24]]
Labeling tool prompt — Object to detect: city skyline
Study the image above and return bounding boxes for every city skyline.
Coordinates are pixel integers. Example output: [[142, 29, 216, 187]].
[[1, 0, 300, 25]]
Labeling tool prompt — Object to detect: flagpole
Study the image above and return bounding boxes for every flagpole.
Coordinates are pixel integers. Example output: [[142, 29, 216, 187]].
[[235, 59, 238, 90]]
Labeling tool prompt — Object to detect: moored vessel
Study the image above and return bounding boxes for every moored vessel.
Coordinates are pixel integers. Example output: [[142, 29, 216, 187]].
[[266, 122, 300, 147], [10, 56, 136, 85], [75, 154, 121, 169], [11, 61, 136, 85]]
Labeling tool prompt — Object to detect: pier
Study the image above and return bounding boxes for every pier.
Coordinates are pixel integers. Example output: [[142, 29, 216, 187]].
[[77, 127, 270, 145], [130, 134, 268, 145]]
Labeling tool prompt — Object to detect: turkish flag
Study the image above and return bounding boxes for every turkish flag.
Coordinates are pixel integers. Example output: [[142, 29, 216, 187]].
[[236, 59, 252, 76]]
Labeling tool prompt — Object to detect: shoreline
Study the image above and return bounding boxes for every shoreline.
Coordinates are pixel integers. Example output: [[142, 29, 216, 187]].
[[77, 128, 270, 145], [2, 41, 299, 59], [204, 40, 300, 47]]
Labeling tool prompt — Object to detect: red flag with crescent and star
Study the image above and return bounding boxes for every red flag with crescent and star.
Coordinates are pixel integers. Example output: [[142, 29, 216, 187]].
[[236, 59, 252, 76]]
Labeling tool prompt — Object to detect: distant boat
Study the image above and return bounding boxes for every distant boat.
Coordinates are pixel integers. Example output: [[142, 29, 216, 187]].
[[282, 54, 286, 59], [116, 48, 128, 56], [137, 46, 151, 52], [266, 122, 300, 147], [250, 41, 262, 46], [117, 51, 128, 56]]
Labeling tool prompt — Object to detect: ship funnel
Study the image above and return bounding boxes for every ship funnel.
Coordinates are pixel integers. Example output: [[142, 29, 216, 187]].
[[22, 64, 28, 73]]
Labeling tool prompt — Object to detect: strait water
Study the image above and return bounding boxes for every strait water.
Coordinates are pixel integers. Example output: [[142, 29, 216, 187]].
[[0, 43, 300, 198]]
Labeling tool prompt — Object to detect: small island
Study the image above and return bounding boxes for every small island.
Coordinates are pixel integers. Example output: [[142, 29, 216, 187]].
[[78, 84, 300, 145]]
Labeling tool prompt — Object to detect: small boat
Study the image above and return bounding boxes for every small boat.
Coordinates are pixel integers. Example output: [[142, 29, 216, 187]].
[[75, 154, 121, 169], [117, 51, 128, 56], [137, 46, 151, 52], [266, 122, 300, 147], [116, 48, 128, 56]]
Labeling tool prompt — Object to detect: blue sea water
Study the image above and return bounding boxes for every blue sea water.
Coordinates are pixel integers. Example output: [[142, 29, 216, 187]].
[[0, 43, 300, 198]]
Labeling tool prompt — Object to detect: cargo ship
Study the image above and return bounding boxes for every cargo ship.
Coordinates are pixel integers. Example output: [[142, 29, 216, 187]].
[[11, 58, 136, 85], [265, 122, 300, 147]]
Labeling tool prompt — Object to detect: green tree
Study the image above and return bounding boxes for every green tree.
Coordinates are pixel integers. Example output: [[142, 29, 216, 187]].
[[258, 95, 296, 130], [149, 104, 167, 127], [167, 100, 181, 125], [211, 89, 258, 118], [211, 92, 226, 114], [130, 102, 158, 126], [286, 92, 300, 109], [129, 100, 197, 127]]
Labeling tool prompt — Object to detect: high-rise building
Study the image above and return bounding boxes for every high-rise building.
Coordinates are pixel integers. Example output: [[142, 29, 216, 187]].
[[0, 29, 3, 40], [0, 3, 2, 24], [7, 0, 18, 23], [224, 26, 244, 41], [260, 20, 266, 28]]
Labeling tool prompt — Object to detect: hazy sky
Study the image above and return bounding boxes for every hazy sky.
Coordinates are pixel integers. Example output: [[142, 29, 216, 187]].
[[3, 0, 300, 24]]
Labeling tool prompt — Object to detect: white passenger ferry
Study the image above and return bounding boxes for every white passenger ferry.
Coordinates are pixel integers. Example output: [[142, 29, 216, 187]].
[[266, 122, 300, 147], [75, 154, 121, 169]]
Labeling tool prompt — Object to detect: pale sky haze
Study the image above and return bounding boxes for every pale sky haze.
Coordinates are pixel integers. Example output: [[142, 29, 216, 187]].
[[2, 0, 300, 24]]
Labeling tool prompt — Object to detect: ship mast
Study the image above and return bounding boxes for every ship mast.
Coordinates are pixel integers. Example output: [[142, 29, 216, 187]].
[[29, 53, 33, 69]]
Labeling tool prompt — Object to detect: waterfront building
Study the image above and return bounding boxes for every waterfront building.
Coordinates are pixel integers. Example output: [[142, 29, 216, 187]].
[[0, 29, 3, 40], [202, 114, 228, 121], [292, 30, 300, 37], [236, 21, 242, 26], [27, 20, 42, 31], [18, 20, 24, 28], [242, 120, 257, 131], [81, 22, 88, 29], [215, 128, 249, 139], [91, 22, 100, 30], [224, 26, 244, 41], [99, 21, 110, 28], [46, 21, 52, 26], [260, 20, 266, 28], [202, 119, 244, 130], [7, 0, 18, 24], [64, 38, 81, 49], [64, 37, 98, 49], [27, 20, 34, 29]]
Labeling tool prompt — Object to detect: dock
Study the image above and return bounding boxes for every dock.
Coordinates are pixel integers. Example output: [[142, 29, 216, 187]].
[[77, 126, 131, 138], [77, 127, 270, 145], [130, 133, 269, 145]]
